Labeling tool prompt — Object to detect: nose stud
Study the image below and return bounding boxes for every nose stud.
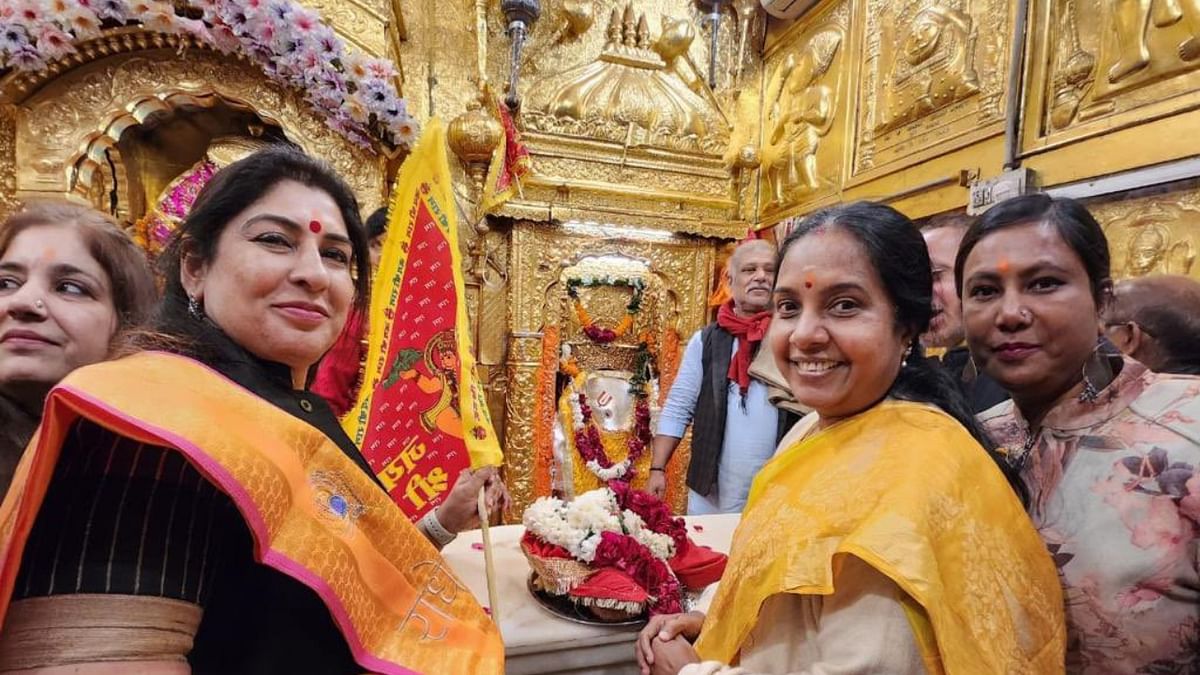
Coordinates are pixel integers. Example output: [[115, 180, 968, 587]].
[[34, 300, 45, 310]]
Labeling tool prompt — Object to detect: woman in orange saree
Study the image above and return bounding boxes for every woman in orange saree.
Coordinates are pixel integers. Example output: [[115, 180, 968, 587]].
[[0, 147, 503, 674]]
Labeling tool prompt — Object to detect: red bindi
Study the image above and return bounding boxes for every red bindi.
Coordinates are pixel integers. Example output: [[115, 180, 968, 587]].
[[309, 220, 322, 233], [804, 272, 815, 289]]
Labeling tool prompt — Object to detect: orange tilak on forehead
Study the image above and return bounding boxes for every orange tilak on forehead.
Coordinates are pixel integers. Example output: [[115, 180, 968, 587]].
[[997, 257, 1011, 274]]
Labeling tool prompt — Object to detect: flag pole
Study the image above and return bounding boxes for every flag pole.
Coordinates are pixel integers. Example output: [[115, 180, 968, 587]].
[[477, 487, 500, 627]]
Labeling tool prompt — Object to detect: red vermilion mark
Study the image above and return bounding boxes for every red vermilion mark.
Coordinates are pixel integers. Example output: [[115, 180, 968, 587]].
[[998, 257, 1010, 274], [804, 272, 815, 289], [309, 220, 322, 233]]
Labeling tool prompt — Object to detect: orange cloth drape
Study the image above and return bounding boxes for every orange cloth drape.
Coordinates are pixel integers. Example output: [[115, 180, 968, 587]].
[[0, 352, 502, 675]]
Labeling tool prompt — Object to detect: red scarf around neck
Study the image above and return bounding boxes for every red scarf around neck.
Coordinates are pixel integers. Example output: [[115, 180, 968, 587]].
[[717, 301, 771, 396]]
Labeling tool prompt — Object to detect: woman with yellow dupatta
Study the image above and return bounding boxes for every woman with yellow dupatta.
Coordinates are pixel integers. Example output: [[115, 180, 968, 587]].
[[636, 202, 1065, 674], [0, 147, 503, 674]]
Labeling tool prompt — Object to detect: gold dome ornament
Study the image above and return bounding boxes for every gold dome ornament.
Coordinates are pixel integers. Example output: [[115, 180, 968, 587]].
[[448, 99, 503, 189]]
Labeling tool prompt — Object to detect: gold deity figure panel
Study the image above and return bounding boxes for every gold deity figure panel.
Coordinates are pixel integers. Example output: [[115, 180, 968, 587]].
[[853, 0, 1011, 177], [759, 6, 847, 216], [1029, 0, 1200, 149], [876, 0, 979, 134], [1088, 180, 1200, 280]]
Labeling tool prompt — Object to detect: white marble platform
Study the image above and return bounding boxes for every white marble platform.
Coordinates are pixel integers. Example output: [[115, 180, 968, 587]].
[[443, 513, 740, 675]]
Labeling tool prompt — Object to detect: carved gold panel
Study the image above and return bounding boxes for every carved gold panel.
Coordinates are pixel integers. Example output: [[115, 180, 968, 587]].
[[6, 37, 385, 216], [503, 220, 715, 518], [1024, 0, 1200, 154], [1086, 178, 1200, 281], [757, 0, 852, 218], [851, 0, 1013, 182]]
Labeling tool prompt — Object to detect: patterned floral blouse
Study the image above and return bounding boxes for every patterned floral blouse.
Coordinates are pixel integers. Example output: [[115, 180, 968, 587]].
[[980, 359, 1199, 674]]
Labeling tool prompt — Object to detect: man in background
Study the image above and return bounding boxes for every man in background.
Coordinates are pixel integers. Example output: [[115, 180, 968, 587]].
[[1104, 274, 1200, 375], [648, 239, 799, 514], [312, 207, 388, 416], [921, 214, 1010, 412]]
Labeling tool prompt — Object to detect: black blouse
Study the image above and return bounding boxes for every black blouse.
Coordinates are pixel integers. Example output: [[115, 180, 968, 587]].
[[14, 324, 387, 674]]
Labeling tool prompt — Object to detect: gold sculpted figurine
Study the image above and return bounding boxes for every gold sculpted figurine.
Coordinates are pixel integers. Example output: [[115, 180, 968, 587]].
[[1125, 222, 1197, 276], [879, 0, 979, 133], [1108, 0, 1200, 83], [762, 29, 842, 206]]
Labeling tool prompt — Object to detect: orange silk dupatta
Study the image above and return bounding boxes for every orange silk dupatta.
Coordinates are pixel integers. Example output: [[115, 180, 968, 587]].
[[695, 401, 1065, 674], [0, 352, 503, 675]]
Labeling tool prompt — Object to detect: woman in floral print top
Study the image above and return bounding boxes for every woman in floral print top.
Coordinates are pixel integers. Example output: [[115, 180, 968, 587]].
[[957, 194, 1199, 674]]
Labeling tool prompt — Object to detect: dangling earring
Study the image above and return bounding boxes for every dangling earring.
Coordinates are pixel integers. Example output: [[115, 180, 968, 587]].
[[187, 294, 204, 320], [962, 354, 979, 384], [1079, 338, 1115, 403], [901, 344, 913, 368]]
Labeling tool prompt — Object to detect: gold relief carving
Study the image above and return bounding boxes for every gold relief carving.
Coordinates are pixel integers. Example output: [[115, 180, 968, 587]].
[[854, 0, 1010, 176], [877, 1, 979, 134], [1099, 0, 1200, 93], [1088, 185, 1200, 280], [1047, 0, 1098, 130], [503, 220, 714, 517], [11, 44, 384, 214], [759, 0, 848, 216], [524, 4, 730, 155], [1031, 0, 1200, 146]]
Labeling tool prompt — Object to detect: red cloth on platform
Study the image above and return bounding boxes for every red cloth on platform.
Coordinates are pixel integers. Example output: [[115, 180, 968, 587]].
[[669, 540, 728, 590], [312, 307, 366, 417]]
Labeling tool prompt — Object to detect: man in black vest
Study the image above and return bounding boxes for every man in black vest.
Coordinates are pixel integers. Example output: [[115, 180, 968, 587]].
[[647, 240, 800, 514], [922, 214, 1009, 412]]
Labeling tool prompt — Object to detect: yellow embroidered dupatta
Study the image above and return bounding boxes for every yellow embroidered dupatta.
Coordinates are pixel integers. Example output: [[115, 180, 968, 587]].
[[0, 352, 503, 675], [695, 401, 1064, 674]]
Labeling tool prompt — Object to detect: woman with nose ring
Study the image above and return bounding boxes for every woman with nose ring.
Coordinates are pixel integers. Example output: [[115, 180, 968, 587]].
[[959, 194, 1200, 673], [635, 202, 1064, 675], [0, 201, 157, 496]]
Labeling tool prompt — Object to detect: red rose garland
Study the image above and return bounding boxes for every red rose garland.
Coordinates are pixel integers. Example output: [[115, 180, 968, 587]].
[[574, 391, 653, 484]]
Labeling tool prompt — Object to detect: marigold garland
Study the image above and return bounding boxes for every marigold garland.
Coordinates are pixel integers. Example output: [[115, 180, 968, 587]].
[[656, 327, 689, 515], [567, 277, 645, 344], [532, 325, 560, 499]]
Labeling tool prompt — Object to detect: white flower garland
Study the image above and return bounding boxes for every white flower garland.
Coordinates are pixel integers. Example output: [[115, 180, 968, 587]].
[[523, 488, 677, 563]]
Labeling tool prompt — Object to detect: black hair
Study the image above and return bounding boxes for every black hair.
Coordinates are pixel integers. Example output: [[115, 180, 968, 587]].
[[366, 207, 388, 239], [779, 201, 1028, 505], [143, 145, 369, 357], [954, 193, 1112, 305]]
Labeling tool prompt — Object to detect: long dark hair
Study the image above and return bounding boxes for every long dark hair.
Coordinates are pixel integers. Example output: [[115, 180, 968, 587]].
[[779, 201, 1028, 504], [134, 145, 370, 356]]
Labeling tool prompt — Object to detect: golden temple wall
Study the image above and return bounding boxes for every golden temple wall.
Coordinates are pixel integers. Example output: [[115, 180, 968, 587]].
[[754, 0, 1200, 284]]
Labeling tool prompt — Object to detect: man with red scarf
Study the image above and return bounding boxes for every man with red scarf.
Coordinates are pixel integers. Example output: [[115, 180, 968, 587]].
[[649, 240, 800, 514]]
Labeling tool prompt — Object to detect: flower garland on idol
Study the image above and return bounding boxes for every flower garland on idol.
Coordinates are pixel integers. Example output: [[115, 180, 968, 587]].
[[523, 484, 687, 615], [561, 338, 656, 485], [0, 0, 416, 149], [567, 276, 646, 344]]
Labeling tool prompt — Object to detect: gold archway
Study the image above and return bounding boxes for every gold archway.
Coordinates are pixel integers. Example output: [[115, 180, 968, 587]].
[[1, 29, 387, 220]]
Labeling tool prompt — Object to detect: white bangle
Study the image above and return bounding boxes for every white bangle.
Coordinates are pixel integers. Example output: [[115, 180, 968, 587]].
[[421, 508, 457, 547]]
